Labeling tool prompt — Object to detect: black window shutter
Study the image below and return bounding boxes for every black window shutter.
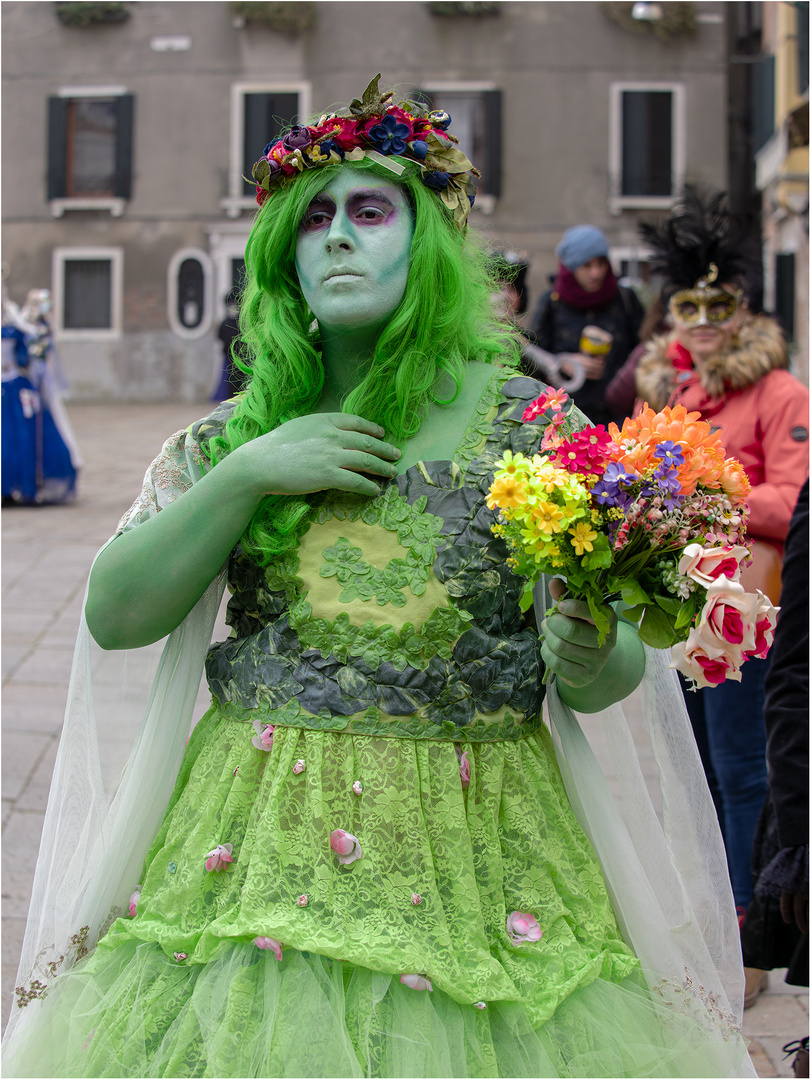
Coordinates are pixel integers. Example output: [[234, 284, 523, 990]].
[[242, 92, 300, 192], [113, 94, 134, 199], [752, 55, 776, 152], [482, 89, 502, 198], [775, 253, 796, 341], [47, 96, 68, 200]]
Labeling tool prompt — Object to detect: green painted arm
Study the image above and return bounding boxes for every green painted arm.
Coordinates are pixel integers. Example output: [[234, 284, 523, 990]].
[[86, 414, 401, 650]]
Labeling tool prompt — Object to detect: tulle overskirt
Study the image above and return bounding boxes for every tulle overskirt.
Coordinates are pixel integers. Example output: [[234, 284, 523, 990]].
[[5, 939, 749, 1078]]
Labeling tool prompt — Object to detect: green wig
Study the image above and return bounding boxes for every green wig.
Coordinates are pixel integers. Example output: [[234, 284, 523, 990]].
[[209, 156, 519, 565]]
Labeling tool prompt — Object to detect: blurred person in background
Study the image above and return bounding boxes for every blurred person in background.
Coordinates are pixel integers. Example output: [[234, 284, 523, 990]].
[[488, 249, 584, 392], [739, 481, 807, 1047], [212, 288, 248, 401], [604, 295, 671, 422], [633, 186, 809, 917], [1, 287, 80, 505], [528, 224, 643, 426]]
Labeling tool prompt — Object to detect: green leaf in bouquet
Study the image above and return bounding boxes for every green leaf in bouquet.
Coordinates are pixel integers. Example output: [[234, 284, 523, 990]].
[[518, 583, 535, 612], [638, 604, 679, 649], [586, 593, 613, 646], [614, 578, 652, 607], [674, 593, 699, 631], [621, 604, 644, 625], [653, 593, 683, 618]]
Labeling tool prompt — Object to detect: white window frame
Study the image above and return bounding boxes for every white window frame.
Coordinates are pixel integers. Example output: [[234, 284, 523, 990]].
[[52, 246, 124, 341], [167, 247, 214, 340], [50, 85, 129, 218], [222, 81, 311, 219], [418, 80, 498, 215], [608, 82, 686, 215]]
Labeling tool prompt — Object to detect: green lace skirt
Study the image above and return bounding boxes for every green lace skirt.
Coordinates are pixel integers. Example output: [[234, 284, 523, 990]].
[[5, 705, 750, 1077]]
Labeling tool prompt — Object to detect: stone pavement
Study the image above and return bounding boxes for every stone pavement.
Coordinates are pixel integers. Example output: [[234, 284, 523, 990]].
[[2, 402, 808, 1075]]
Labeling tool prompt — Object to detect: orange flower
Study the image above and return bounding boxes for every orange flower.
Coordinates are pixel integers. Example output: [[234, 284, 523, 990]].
[[718, 459, 751, 504], [612, 405, 728, 495]]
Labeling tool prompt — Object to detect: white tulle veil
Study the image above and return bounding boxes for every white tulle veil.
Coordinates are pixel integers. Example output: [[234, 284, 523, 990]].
[[2, 568, 754, 1076]]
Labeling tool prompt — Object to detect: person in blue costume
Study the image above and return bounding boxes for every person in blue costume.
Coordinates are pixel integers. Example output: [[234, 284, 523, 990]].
[[3, 79, 755, 1078], [1, 288, 79, 505]]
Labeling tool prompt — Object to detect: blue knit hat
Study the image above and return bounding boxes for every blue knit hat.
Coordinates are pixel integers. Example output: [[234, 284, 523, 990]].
[[555, 225, 609, 271]]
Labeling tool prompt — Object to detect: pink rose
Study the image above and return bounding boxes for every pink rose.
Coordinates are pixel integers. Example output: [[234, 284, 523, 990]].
[[411, 893, 422, 906], [400, 973, 433, 991], [670, 635, 744, 690], [330, 829, 362, 865], [252, 721, 275, 752], [744, 592, 779, 660], [297, 894, 309, 907], [352, 780, 363, 795], [506, 910, 543, 944], [700, 577, 759, 657], [678, 544, 749, 588], [253, 937, 283, 961], [292, 759, 306, 775], [205, 843, 234, 872], [173, 952, 188, 962], [459, 750, 470, 788], [129, 888, 141, 918]]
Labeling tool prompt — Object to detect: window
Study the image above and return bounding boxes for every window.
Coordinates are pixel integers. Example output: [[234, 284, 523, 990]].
[[609, 83, 685, 211], [223, 83, 311, 217], [47, 87, 134, 215], [52, 248, 123, 339], [415, 84, 502, 208], [752, 56, 776, 153], [167, 249, 214, 340]]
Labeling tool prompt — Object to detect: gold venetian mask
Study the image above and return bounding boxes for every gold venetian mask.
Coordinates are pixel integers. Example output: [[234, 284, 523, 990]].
[[668, 263, 742, 328]]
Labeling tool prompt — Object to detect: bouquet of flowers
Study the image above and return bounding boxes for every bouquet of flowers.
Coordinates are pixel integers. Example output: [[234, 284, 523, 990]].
[[487, 389, 778, 689]]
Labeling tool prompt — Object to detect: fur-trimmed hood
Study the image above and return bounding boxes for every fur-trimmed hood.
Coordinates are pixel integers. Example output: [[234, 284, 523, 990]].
[[635, 313, 788, 412]]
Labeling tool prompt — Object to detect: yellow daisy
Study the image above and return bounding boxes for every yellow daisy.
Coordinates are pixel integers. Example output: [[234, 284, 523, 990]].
[[569, 522, 599, 556]]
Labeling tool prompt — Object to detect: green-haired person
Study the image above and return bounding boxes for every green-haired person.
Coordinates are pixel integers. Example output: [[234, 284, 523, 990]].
[[4, 79, 755, 1078]]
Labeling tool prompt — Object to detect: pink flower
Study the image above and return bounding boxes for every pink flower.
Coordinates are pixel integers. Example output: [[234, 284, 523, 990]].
[[129, 888, 141, 918], [744, 592, 779, 660], [330, 829, 362, 865], [411, 893, 422, 905], [522, 388, 569, 422], [670, 637, 743, 689], [506, 910, 543, 944], [400, 973, 433, 991], [205, 843, 234, 872], [352, 780, 364, 795], [297, 894, 309, 907], [292, 759, 306, 774], [473, 1001, 487, 1009], [253, 936, 284, 960], [678, 544, 748, 588], [700, 577, 759, 658], [252, 721, 275, 752], [459, 750, 470, 788], [173, 952, 188, 962]]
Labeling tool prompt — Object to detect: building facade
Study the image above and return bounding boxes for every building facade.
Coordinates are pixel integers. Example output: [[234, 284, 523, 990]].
[[3, 1, 736, 401]]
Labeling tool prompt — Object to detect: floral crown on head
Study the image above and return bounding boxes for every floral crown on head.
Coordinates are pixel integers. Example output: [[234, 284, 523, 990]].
[[251, 75, 481, 230]]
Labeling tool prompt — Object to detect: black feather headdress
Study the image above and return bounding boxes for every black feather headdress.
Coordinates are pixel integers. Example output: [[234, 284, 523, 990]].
[[639, 186, 762, 300]]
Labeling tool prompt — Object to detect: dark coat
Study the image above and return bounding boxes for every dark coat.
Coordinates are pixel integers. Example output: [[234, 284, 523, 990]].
[[528, 285, 643, 427]]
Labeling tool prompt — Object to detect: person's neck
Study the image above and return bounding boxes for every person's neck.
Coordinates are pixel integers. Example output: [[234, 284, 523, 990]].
[[318, 323, 384, 409]]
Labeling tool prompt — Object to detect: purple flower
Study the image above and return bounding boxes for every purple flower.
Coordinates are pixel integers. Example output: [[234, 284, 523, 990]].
[[654, 440, 685, 467], [593, 462, 635, 507], [366, 115, 411, 155], [318, 138, 344, 161], [422, 170, 450, 191], [281, 125, 312, 152]]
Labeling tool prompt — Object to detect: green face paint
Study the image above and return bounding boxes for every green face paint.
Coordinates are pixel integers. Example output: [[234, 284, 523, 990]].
[[295, 168, 414, 335]]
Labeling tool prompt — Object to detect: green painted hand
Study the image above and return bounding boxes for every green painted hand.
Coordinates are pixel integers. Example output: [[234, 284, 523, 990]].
[[540, 578, 645, 712], [238, 413, 401, 499]]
